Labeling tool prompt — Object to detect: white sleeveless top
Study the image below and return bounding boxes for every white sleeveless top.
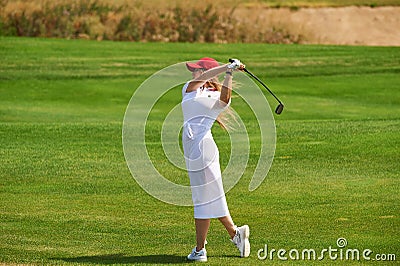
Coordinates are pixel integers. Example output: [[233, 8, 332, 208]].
[[181, 82, 230, 141]]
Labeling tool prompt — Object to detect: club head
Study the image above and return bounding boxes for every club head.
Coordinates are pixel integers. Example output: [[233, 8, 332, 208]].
[[275, 103, 284, 115]]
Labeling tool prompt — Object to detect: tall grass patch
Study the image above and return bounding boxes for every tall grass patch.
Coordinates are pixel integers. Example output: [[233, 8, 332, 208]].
[[4, 0, 398, 43]]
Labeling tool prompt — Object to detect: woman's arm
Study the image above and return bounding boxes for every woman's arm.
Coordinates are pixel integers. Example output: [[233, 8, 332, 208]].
[[220, 59, 244, 104], [220, 69, 232, 104], [185, 64, 229, 93]]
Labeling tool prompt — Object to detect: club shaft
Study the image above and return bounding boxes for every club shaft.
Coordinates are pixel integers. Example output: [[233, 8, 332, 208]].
[[243, 68, 282, 104]]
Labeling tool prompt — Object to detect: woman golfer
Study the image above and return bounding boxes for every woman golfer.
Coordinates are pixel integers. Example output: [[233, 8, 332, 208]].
[[182, 57, 250, 262]]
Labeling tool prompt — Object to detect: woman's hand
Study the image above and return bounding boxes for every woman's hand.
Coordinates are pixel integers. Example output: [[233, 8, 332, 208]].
[[228, 58, 245, 71]]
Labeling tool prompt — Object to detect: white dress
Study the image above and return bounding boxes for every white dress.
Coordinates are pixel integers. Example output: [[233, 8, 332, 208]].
[[181, 82, 231, 219]]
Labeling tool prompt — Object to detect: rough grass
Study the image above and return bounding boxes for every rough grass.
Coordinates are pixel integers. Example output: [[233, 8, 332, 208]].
[[1, 0, 399, 43], [0, 37, 399, 265]]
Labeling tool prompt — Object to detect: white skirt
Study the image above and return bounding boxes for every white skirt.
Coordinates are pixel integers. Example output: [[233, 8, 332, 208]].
[[183, 130, 230, 219]]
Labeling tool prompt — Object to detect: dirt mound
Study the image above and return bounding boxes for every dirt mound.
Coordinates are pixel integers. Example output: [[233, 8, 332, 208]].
[[236, 6, 400, 46]]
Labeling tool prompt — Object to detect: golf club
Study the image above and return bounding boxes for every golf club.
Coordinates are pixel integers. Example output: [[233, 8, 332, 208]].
[[229, 59, 284, 114]]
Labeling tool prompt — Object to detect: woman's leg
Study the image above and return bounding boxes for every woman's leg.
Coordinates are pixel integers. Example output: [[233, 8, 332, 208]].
[[220, 215, 251, 257], [218, 215, 236, 239], [195, 218, 210, 251]]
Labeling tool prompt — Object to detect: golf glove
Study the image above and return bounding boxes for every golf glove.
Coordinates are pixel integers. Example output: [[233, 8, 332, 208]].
[[228, 58, 242, 69]]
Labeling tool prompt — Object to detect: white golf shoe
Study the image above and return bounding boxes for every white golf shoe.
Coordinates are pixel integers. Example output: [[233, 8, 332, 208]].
[[187, 247, 207, 262], [231, 225, 250, 257]]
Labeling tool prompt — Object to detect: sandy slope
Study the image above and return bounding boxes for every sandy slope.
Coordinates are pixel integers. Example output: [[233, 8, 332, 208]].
[[236, 6, 400, 46]]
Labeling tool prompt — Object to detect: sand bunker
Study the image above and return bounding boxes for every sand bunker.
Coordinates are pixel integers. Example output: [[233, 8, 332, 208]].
[[236, 6, 400, 46]]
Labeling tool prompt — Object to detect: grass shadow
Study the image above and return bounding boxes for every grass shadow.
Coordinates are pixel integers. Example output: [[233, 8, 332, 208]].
[[57, 253, 189, 264]]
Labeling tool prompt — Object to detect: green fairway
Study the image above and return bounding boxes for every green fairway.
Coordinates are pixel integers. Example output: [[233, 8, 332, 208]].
[[0, 37, 399, 265]]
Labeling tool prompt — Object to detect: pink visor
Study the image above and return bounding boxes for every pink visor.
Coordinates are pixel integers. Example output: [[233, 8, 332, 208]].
[[186, 57, 219, 72]]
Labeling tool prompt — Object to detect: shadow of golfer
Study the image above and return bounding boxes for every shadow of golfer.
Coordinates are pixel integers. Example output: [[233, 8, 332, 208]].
[[57, 253, 188, 264]]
